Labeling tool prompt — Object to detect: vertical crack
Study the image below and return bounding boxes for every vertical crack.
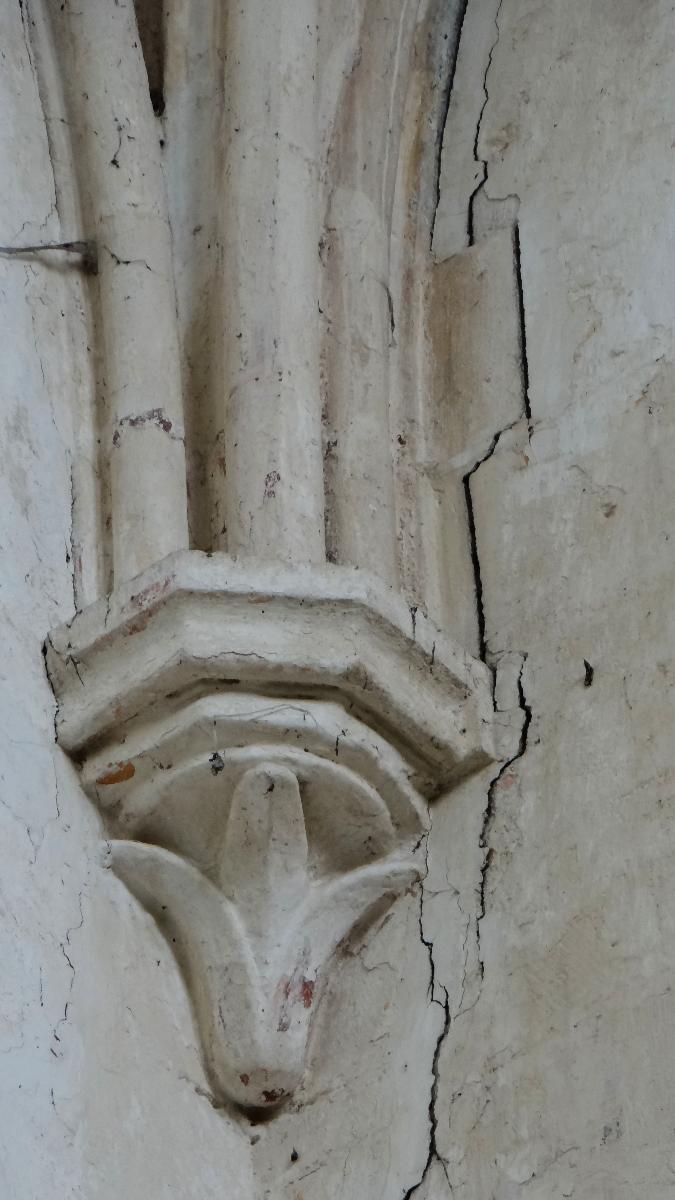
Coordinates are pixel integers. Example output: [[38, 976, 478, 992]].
[[463, 430, 506, 664], [403, 828, 453, 1198], [476, 659, 531, 977], [407, 5, 530, 1192], [68, 453, 78, 613], [467, 0, 505, 245], [41, 634, 60, 744], [463, 279, 533, 999], [430, 0, 471, 251], [464, 284, 533, 984], [19, 0, 37, 80], [51, 890, 85, 1054], [407, 2, 533, 1189], [463, 407, 525, 669], [513, 223, 533, 428], [463, 222, 533, 667]]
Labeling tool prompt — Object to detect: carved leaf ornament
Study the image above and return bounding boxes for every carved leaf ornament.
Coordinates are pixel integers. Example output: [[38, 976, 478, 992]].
[[46, 559, 495, 1111], [113, 762, 416, 1110]]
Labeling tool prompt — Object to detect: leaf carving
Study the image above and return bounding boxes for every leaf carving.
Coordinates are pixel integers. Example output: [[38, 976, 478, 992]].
[[111, 760, 418, 1110]]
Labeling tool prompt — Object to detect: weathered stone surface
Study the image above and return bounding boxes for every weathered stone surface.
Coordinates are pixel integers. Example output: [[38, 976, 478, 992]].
[[3, 0, 674, 1196], [427, 2, 675, 1197], [0, 6, 249, 1197]]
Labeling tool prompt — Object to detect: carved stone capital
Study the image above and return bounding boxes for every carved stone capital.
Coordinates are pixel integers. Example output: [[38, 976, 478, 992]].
[[46, 551, 495, 1110]]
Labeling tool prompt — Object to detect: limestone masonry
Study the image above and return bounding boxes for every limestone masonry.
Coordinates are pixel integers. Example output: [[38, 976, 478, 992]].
[[1, 2, 672, 1197]]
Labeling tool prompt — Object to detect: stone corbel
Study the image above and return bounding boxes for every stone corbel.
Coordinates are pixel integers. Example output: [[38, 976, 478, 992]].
[[46, 553, 494, 1112], [41, 0, 502, 1118]]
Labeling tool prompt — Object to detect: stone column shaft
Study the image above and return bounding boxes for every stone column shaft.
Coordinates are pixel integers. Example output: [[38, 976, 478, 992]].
[[323, 193, 398, 583], [220, 0, 325, 564], [56, 0, 189, 584]]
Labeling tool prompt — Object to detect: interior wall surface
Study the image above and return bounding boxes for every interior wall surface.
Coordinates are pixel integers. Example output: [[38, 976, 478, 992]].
[[2, 10, 436, 1198], [0, 6, 251, 1196], [427, 2, 675, 1197], [1, 2, 674, 1199]]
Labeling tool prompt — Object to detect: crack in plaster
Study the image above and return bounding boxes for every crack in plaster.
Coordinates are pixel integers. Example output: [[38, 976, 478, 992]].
[[0, 734, 63, 861], [467, 0, 505, 245], [462, 423, 526, 641], [402, 826, 454, 1198], [102, 244, 153, 272], [420, 8, 536, 1173], [399, 8, 529, 1191], [463, 287, 533, 991], [68, 453, 78, 613], [18, 0, 38, 101], [477, 658, 532, 978], [51, 889, 85, 1055], [513, 225, 533, 428], [464, 232, 535, 994], [429, 0, 470, 252]]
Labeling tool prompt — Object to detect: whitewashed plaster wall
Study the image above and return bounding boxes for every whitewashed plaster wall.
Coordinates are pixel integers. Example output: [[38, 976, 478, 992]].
[[2, 1, 674, 1199], [0, 8, 254, 1198], [425, 1, 675, 1197]]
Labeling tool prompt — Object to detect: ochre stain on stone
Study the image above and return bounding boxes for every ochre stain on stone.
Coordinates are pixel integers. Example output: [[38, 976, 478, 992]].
[[96, 761, 136, 785], [124, 574, 176, 637], [129, 574, 175, 611], [126, 613, 152, 635]]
